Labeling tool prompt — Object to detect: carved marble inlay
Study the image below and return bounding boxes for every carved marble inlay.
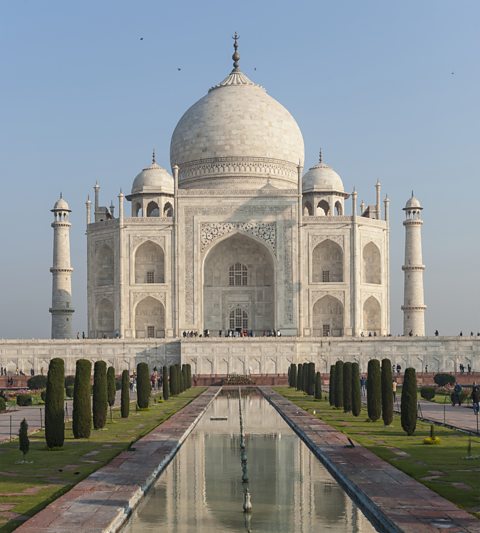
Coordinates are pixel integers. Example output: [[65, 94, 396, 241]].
[[200, 222, 276, 254], [311, 234, 344, 249]]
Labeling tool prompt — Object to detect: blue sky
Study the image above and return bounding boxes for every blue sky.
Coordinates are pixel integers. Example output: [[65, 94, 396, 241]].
[[0, 0, 479, 338]]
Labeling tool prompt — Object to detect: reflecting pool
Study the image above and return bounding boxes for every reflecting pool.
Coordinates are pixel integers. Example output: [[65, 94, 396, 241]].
[[123, 390, 377, 532]]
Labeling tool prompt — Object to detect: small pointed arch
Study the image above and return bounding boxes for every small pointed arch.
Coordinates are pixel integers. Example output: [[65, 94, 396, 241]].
[[229, 262, 248, 286], [312, 295, 344, 337], [363, 241, 381, 284], [335, 200, 343, 216], [134, 202, 143, 217], [303, 201, 313, 216], [134, 240, 165, 283], [95, 244, 114, 286], [96, 298, 114, 337], [146, 201, 159, 217], [363, 296, 381, 334], [163, 202, 173, 217], [317, 199, 330, 216], [134, 296, 165, 338], [312, 239, 343, 283]]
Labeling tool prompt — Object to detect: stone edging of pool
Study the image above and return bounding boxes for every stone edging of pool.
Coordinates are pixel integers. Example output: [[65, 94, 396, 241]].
[[261, 387, 480, 533], [15, 387, 220, 533]]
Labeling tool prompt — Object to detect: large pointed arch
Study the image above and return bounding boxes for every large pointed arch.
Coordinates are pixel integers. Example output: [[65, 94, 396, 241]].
[[312, 239, 343, 283], [203, 232, 275, 335], [95, 244, 114, 286], [363, 296, 381, 334], [134, 296, 165, 338], [312, 295, 344, 337], [96, 298, 114, 337], [134, 240, 165, 284], [363, 242, 381, 284]]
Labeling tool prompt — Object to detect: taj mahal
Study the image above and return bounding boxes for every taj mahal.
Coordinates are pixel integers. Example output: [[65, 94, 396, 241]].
[[2, 36, 477, 376]]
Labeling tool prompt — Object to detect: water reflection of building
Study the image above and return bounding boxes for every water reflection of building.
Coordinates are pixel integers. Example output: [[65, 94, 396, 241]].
[[125, 394, 374, 532]]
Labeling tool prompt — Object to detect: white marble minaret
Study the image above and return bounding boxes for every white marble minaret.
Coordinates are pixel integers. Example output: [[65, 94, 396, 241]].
[[49, 195, 74, 338], [402, 193, 426, 336]]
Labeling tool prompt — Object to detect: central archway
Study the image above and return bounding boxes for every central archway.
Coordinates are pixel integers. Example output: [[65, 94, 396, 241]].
[[203, 233, 275, 335]]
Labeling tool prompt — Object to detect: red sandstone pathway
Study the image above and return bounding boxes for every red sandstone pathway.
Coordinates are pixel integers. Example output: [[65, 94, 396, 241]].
[[15, 388, 218, 533], [262, 387, 480, 533]]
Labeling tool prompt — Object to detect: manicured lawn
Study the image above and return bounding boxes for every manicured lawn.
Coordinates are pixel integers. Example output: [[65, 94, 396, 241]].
[[0, 388, 205, 532], [275, 387, 480, 518]]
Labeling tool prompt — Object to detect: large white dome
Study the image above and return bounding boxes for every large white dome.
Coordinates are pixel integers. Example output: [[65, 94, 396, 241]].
[[170, 66, 304, 190]]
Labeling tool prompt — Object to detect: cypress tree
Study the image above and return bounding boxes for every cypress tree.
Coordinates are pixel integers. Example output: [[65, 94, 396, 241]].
[[182, 364, 188, 392], [136, 362, 151, 408], [93, 361, 107, 429], [302, 363, 309, 393], [367, 359, 381, 422], [73, 359, 92, 438], [107, 366, 116, 408], [169, 365, 176, 395], [401, 367, 417, 435], [307, 362, 316, 395], [121, 369, 130, 418], [45, 358, 65, 448], [19, 418, 29, 460], [288, 364, 291, 387], [329, 365, 336, 406], [162, 366, 169, 400], [343, 362, 352, 413], [314, 372, 322, 400], [187, 364, 192, 388], [351, 362, 361, 417], [334, 361, 344, 408], [291, 364, 297, 389], [297, 364, 303, 391], [381, 358, 394, 426]]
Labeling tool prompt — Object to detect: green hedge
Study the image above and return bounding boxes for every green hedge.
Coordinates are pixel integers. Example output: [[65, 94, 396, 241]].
[[93, 361, 107, 430], [343, 362, 352, 413], [27, 375, 47, 390], [314, 372, 322, 400], [73, 359, 92, 439], [401, 367, 417, 435], [16, 394, 32, 406], [420, 386, 435, 401], [351, 362, 361, 417], [434, 373, 455, 387], [65, 385, 74, 399], [0, 397, 5, 412], [121, 369, 130, 418], [107, 367, 116, 407], [367, 359, 381, 422], [381, 358, 394, 426], [162, 366, 169, 400], [334, 361, 344, 408], [136, 362, 151, 408], [45, 358, 65, 448], [329, 365, 336, 406]]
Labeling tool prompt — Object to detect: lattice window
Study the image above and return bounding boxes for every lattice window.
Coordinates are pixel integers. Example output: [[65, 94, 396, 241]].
[[146, 271, 155, 283], [322, 270, 330, 283], [229, 308, 248, 330], [147, 326, 155, 338], [322, 324, 330, 336], [228, 263, 248, 286]]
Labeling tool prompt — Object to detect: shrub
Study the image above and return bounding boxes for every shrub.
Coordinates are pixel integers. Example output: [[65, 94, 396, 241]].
[[314, 372, 322, 400], [169, 365, 176, 395], [64, 375, 75, 388], [381, 358, 394, 426], [420, 386, 436, 401], [27, 375, 47, 390], [186, 364, 192, 388], [401, 367, 417, 435], [423, 424, 441, 445], [351, 363, 361, 417], [334, 361, 344, 408], [329, 365, 336, 406], [16, 394, 32, 406], [434, 373, 455, 387], [0, 397, 5, 412], [115, 376, 122, 391], [65, 385, 74, 399], [19, 418, 29, 459], [302, 363, 309, 393], [107, 367, 116, 407], [343, 362, 352, 413], [367, 359, 381, 422], [297, 364, 303, 392], [290, 364, 297, 388], [93, 361, 107, 430], [73, 359, 92, 439], [121, 369, 130, 418], [136, 362, 151, 409], [40, 390, 46, 402], [307, 362, 316, 396], [162, 366, 169, 400], [45, 358, 65, 448]]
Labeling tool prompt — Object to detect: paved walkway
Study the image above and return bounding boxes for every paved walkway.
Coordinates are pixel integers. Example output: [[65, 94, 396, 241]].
[[263, 387, 480, 533], [410, 399, 480, 434], [15, 387, 218, 533]]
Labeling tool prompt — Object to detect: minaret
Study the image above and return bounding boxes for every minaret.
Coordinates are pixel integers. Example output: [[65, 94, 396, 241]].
[[402, 193, 426, 336], [49, 195, 74, 338]]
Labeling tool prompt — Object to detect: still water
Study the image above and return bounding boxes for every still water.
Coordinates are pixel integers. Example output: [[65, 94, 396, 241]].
[[123, 390, 377, 532]]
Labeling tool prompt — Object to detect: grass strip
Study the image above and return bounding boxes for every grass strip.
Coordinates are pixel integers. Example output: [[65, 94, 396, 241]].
[[0, 387, 206, 532], [274, 387, 480, 518]]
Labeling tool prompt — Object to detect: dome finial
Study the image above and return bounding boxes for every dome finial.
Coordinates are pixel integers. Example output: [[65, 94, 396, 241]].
[[232, 32, 240, 71], [152, 148, 156, 164], [411, 190, 414, 198], [319, 148, 323, 164]]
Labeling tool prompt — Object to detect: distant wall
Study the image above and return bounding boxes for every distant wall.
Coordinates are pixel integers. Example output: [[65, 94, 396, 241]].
[[0, 336, 478, 376]]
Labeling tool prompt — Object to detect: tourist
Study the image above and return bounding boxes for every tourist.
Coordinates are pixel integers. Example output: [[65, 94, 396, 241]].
[[471, 383, 479, 415], [468, 363, 472, 374], [396, 364, 401, 374], [360, 375, 366, 396], [435, 329, 439, 336], [425, 364, 428, 373], [392, 380, 397, 401]]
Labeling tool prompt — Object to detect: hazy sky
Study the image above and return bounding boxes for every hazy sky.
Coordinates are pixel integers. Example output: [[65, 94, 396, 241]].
[[0, 1, 479, 338]]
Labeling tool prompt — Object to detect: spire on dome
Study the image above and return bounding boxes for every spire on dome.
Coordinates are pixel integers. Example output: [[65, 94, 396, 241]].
[[319, 148, 323, 164], [152, 148, 156, 164], [232, 32, 240, 71]]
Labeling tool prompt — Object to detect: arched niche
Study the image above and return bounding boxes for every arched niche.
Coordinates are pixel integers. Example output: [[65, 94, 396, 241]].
[[146, 201, 159, 217], [95, 244, 114, 286], [97, 298, 114, 337], [163, 202, 173, 217], [303, 201, 313, 216], [134, 296, 165, 338], [363, 296, 381, 334], [363, 242, 381, 284], [334, 200, 343, 216], [134, 241, 165, 284], [317, 200, 330, 216], [203, 233, 275, 334], [134, 202, 143, 217], [312, 295, 344, 337], [312, 239, 343, 283]]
